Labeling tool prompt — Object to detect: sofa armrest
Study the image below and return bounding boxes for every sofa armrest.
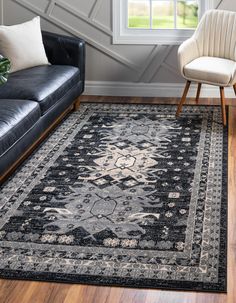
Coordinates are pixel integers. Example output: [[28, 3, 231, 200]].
[[42, 31, 85, 88]]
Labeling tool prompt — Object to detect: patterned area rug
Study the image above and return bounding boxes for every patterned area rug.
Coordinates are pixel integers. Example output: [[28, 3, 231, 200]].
[[0, 104, 227, 292]]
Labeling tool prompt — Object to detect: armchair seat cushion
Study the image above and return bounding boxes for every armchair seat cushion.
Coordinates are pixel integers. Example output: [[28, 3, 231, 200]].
[[184, 56, 236, 86], [0, 65, 80, 114], [0, 99, 40, 157]]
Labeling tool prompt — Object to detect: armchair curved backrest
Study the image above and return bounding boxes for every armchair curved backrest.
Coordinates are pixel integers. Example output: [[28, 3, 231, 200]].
[[194, 9, 236, 61]]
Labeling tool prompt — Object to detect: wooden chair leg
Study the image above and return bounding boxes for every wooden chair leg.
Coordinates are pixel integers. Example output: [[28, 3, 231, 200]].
[[220, 87, 227, 126], [233, 84, 236, 96], [176, 81, 191, 117], [196, 83, 202, 104]]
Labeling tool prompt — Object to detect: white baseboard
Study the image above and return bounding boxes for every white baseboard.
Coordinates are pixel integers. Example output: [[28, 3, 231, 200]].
[[84, 81, 235, 98]]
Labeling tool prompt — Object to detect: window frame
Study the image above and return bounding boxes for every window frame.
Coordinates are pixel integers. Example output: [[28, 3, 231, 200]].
[[113, 0, 216, 45]]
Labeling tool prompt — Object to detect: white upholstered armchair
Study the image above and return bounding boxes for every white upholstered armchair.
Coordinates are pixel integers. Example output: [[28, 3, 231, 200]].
[[176, 9, 236, 126]]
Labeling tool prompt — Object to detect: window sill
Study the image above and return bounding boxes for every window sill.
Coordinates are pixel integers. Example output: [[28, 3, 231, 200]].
[[113, 29, 195, 45]]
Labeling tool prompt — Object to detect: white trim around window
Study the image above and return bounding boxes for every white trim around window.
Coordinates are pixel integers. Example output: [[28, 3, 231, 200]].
[[113, 0, 216, 45]]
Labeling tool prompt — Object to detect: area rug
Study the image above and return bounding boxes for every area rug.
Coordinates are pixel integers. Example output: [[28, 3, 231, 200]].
[[0, 104, 227, 292]]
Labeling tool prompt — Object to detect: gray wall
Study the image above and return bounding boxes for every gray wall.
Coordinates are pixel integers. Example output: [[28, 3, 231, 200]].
[[0, 0, 235, 97]]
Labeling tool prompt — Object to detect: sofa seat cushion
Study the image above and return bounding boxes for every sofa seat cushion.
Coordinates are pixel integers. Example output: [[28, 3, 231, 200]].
[[0, 99, 40, 156], [0, 65, 80, 114], [184, 56, 236, 86]]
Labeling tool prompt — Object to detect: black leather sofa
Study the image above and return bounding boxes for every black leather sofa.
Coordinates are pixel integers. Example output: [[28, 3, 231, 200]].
[[0, 31, 85, 183]]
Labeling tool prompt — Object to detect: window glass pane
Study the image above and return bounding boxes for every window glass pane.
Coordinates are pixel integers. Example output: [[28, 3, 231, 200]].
[[128, 0, 150, 28], [152, 1, 174, 29], [177, 0, 199, 29]]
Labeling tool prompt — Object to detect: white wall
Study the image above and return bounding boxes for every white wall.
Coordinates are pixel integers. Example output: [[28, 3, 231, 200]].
[[0, 0, 235, 97]]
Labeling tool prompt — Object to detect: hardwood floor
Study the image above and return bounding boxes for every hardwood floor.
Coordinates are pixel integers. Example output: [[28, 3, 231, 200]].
[[0, 96, 235, 303]]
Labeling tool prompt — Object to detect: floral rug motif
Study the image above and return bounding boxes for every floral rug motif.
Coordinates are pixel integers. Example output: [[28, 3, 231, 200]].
[[0, 104, 227, 292]]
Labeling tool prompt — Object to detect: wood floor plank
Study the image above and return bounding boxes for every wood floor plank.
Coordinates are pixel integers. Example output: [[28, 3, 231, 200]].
[[63, 285, 84, 303], [0, 96, 234, 303], [227, 106, 236, 303]]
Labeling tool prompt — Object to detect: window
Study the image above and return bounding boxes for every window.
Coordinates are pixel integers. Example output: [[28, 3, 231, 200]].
[[128, 0, 199, 30], [113, 0, 215, 44]]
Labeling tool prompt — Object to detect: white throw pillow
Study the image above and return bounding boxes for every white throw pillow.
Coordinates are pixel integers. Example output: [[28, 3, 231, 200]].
[[0, 16, 49, 73]]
